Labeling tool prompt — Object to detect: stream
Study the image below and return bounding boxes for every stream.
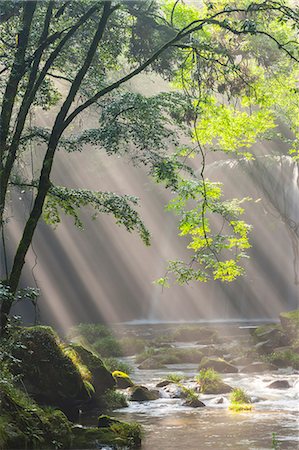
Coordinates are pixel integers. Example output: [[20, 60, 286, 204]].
[[91, 323, 299, 449]]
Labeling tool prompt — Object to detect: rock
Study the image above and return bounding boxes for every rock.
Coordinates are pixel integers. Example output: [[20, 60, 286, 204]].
[[112, 371, 134, 389], [280, 310, 299, 343], [138, 357, 165, 369], [69, 344, 115, 394], [267, 380, 290, 389], [98, 415, 121, 428], [10, 326, 91, 416], [72, 421, 142, 448], [216, 397, 224, 404], [0, 376, 72, 450], [256, 328, 288, 349], [199, 357, 238, 373], [129, 385, 159, 402], [201, 381, 233, 395], [229, 356, 256, 366], [241, 362, 279, 373], [156, 380, 172, 388], [183, 397, 205, 408], [162, 384, 185, 399]]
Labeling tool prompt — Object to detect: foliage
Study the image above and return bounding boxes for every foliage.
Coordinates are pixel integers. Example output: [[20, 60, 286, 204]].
[[272, 432, 280, 450], [120, 337, 146, 356], [264, 350, 299, 369], [68, 323, 113, 343], [166, 373, 184, 383], [103, 357, 133, 375], [99, 388, 128, 410], [93, 335, 122, 357], [44, 186, 150, 244], [181, 385, 198, 402], [229, 387, 252, 411], [195, 368, 221, 393]]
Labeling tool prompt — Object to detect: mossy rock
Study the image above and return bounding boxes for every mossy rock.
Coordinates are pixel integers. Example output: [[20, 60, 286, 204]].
[[199, 357, 238, 373], [112, 371, 134, 389], [9, 326, 90, 415], [69, 344, 115, 394], [201, 380, 232, 394], [280, 310, 299, 343], [98, 414, 121, 428], [129, 385, 159, 402], [0, 370, 72, 449], [71, 421, 142, 448], [138, 357, 166, 370]]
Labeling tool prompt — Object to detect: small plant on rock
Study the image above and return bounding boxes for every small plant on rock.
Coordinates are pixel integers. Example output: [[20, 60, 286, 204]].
[[166, 373, 184, 383], [229, 388, 252, 412], [195, 368, 221, 393]]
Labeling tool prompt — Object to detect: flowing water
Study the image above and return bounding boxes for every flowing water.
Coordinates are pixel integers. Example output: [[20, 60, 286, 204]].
[[105, 323, 299, 450]]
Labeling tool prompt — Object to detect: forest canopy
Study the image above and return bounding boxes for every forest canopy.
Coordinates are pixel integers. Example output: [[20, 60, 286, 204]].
[[0, 0, 298, 331]]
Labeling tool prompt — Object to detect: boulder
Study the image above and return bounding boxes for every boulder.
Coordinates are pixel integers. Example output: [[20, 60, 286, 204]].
[[241, 362, 278, 373], [0, 375, 72, 450], [201, 380, 233, 395], [72, 421, 142, 448], [138, 357, 165, 370], [98, 415, 121, 428], [112, 371, 134, 389], [69, 344, 115, 394], [129, 385, 159, 402], [10, 326, 90, 416], [229, 355, 256, 366], [156, 380, 172, 388], [183, 397, 205, 408], [267, 380, 290, 389], [162, 384, 185, 399], [280, 310, 299, 343], [199, 357, 238, 373]]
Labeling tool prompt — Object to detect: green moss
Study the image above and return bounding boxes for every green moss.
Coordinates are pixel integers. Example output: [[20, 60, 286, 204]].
[[71, 421, 142, 448], [0, 367, 72, 449], [8, 326, 90, 411], [67, 344, 115, 395], [280, 310, 299, 321]]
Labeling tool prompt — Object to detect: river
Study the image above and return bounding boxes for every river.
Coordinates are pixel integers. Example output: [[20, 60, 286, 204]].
[[89, 322, 299, 449]]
